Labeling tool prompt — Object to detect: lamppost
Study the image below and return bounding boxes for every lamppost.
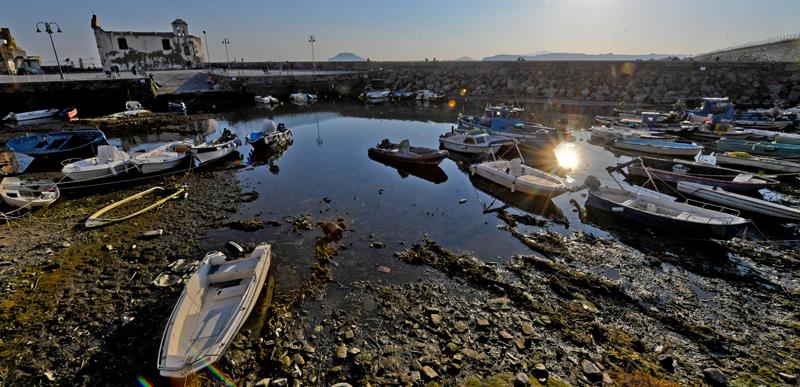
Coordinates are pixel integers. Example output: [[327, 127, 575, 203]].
[[202, 30, 212, 67], [36, 21, 64, 80], [221, 38, 231, 73], [308, 35, 316, 73]]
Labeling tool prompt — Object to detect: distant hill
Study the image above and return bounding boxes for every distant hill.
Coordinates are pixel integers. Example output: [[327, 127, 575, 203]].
[[328, 52, 365, 61], [455, 56, 477, 61], [482, 52, 681, 61]]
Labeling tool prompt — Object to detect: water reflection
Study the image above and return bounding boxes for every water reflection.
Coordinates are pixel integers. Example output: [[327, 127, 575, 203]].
[[367, 154, 448, 184], [470, 175, 567, 225]]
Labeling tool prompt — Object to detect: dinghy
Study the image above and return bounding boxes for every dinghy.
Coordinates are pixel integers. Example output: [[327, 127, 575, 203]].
[[84, 186, 185, 229], [6, 130, 108, 163], [416, 90, 445, 102], [714, 138, 800, 157], [713, 152, 800, 174], [61, 145, 135, 182], [191, 130, 242, 166], [131, 141, 193, 175], [254, 95, 278, 104], [368, 139, 448, 165], [361, 88, 391, 101], [0, 177, 59, 209], [158, 243, 272, 378], [2, 108, 60, 122], [439, 130, 514, 154], [621, 156, 779, 193], [586, 185, 748, 239], [613, 136, 702, 156], [677, 181, 800, 222], [470, 158, 567, 196], [168, 101, 187, 113], [0, 152, 34, 177], [290, 92, 318, 104], [247, 122, 293, 150], [457, 105, 564, 149]]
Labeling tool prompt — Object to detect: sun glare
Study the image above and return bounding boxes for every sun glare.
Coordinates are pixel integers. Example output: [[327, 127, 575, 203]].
[[554, 143, 580, 170]]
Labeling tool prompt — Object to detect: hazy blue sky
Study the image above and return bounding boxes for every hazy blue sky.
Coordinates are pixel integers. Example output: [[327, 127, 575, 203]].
[[2, 0, 799, 64]]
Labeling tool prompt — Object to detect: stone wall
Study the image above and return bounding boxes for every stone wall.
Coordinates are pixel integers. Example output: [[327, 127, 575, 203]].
[[694, 38, 800, 63]]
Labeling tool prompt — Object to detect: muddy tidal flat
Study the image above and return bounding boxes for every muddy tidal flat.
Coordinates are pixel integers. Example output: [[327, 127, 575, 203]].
[[1, 101, 799, 387]]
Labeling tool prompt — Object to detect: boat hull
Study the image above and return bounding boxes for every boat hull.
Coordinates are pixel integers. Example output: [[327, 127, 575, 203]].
[[368, 147, 448, 165], [677, 182, 800, 222], [625, 157, 779, 193], [714, 154, 800, 173], [715, 139, 800, 157], [64, 161, 137, 182], [613, 140, 702, 156]]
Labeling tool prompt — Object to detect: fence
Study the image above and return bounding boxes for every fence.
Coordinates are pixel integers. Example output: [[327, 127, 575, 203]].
[[695, 33, 800, 58]]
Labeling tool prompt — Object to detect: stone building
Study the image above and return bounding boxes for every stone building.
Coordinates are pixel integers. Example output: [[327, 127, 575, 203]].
[[91, 14, 205, 72], [0, 28, 28, 74]]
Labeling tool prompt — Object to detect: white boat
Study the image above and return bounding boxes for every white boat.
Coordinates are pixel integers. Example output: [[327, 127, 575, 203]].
[[61, 145, 135, 182], [714, 152, 800, 173], [85, 186, 185, 229], [0, 177, 59, 209], [362, 88, 391, 101], [589, 126, 671, 143], [106, 101, 151, 118], [158, 243, 272, 378], [2, 108, 60, 122], [289, 92, 318, 104], [191, 131, 241, 166], [775, 133, 800, 145], [247, 122, 293, 149], [677, 181, 800, 222], [254, 95, 278, 104], [470, 158, 567, 196], [416, 89, 445, 101], [131, 141, 193, 175], [613, 137, 703, 156], [439, 130, 513, 154]]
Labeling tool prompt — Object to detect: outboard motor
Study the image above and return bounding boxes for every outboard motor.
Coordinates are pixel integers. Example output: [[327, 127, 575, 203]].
[[584, 175, 602, 192], [225, 241, 246, 258]]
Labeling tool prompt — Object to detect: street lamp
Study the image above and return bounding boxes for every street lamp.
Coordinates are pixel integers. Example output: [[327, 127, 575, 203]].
[[36, 21, 64, 80], [202, 30, 212, 67], [221, 38, 231, 73], [308, 35, 316, 73]]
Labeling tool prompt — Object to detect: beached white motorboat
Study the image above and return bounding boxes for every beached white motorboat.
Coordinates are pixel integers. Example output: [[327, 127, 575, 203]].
[[613, 137, 703, 156], [158, 243, 272, 378], [191, 130, 242, 166], [470, 158, 567, 196], [247, 121, 293, 149], [439, 130, 513, 154], [677, 181, 800, 222], [131, 141, 193, 175], [0, 177, 59, 209], [713, 152, 800, 174], [2, 108, 60, 122], [106, 101, 151, 118], [254, 95, 278, 104], [61, 145, 135, 182], [290, 92, 318, 104]]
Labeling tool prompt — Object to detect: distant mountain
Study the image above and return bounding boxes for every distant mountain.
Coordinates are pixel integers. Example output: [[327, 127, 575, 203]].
[[328, 52, 365, 61], [482, 52, 680, 61], [455, 56, 477, 61]]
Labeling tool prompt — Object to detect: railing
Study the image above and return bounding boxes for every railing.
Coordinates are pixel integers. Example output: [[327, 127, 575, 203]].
[[695, 33, 800, 58]]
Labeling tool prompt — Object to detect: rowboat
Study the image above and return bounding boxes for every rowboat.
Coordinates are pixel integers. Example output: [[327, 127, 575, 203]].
[[191, 130, 241, 166], [361, 88, 391, 101], [2, 108, 60, 122], [589, 126, 671, 143], [416, 89, 445, 101], [621, 156, 779, 193], [714, 152, 800, 174], [254, 95, 278, 104], [714, 138, 800, 157], [290, 93, 318, 104], [469, 158, 567, 197], [585, 185, 748, 240], [84, 186, 185, 229], [677, 181, 800, 223], [6, 130, 108, 163], [158, 243, 271, 378], [131, 141, 193, 175], [61, 145, 136, 182], [247, 122, 293, 150], [613, 137, 702, 156], [439, 130, 514, 154], [0, 177, 59, 209], [368, 139, 448, 165], [457, 105, 565, 148]]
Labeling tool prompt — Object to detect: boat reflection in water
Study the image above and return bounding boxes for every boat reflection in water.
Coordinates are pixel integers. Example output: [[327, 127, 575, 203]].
[[367, 153, 448, 184], [470, 174, 567, 226], [248, 141, 293, 175]]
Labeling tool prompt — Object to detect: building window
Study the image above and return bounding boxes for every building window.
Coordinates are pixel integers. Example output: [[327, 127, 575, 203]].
[[162, 39, 171, 50], [184, 45, 191, 55], [117, 38, 128, 50]]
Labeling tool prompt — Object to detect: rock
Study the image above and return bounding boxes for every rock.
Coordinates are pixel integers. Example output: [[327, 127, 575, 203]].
[[581, 359, 603, 381], [521, 322, 534, 335], [336, 344, 348, 359], [370, 241, 384, 249], [291, 364, 302, 378], [140, 229, 164, 239], [303, 342, 316, 353], [44, 371, 56, 381], [476, 318, 491, 327], [377, 265, 392, 273], [454, 320, 468, 333], [532, 363, 548, 380], [272, 378, 288, 387], [410, 371, 421, 383], [658, 354, 676, 372], [703, 368, 728, 386], [225, 218, 265, 232], [498, 330, 513, 340], [458, 198, 467, 204], [446, 342, 459, 352], [602, 372, 614, 385], [514, 372, 529, 387], [513, 337, 526, 350], [102, 244, 114, 251], [255, 378, 270, 386], [349, 347, 361, 355], [292, 353, 305, 366], [343, 329, 355, 341], [778, 373, 798, 384], [430, 314, 443, 326], [421, 366, 439, 379], [279, 354, 292, 368]]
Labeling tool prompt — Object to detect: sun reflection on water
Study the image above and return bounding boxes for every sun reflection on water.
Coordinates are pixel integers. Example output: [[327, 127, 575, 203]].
[[553, 142, 580, 170]]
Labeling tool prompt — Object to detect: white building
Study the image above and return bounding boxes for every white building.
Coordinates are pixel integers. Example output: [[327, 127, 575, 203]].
[[91, 14, 205, 72]]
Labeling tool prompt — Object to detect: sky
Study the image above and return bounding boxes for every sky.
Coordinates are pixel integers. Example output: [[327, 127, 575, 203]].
[[2, 0, 799, 64]]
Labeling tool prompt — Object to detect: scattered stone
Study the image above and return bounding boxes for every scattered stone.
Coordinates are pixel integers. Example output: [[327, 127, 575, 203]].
[[778, 373, 797, 384], [498, 330, 514, 340], [272, 378, 288, 387], [377, 265, 392, 273], [446, 342, 459, 352], [255, 378, 270, 386], [224, 217, 265, 232], [279, 354, 292, 368], [513, 337, 526, 350], [602, 372, 614, 385], [532, 363, 549, 381], [292, 353, 305, 366], [140, 229, 164, 239], [454, 320, 468, 333], [514, 372, 529, 387], [343, 329, 355, 340], [102, 244, 114, 251], [349, 347, 361, 355], [303, 342, 316, 353], [521, 322, 534, 335], [476, 318, 491, 327], [370, 241, 384, 249], [703, 368, 728, 386], [336, 344, 348, 359], [421, 366, 439, 380], [291, 364, 302, 378], [581, 359, 603, 381], [430, 314, 443, 326], [658, 354, 677, 372], [44, 371, 55, 381]]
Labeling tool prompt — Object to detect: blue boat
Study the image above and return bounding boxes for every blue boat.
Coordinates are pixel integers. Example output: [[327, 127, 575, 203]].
[[457, 105, 565, 150], [6, 130, 108, 163], [247, 122, 293, 150], [714, 138, 800, 157], [685, 97, 735, 124]]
